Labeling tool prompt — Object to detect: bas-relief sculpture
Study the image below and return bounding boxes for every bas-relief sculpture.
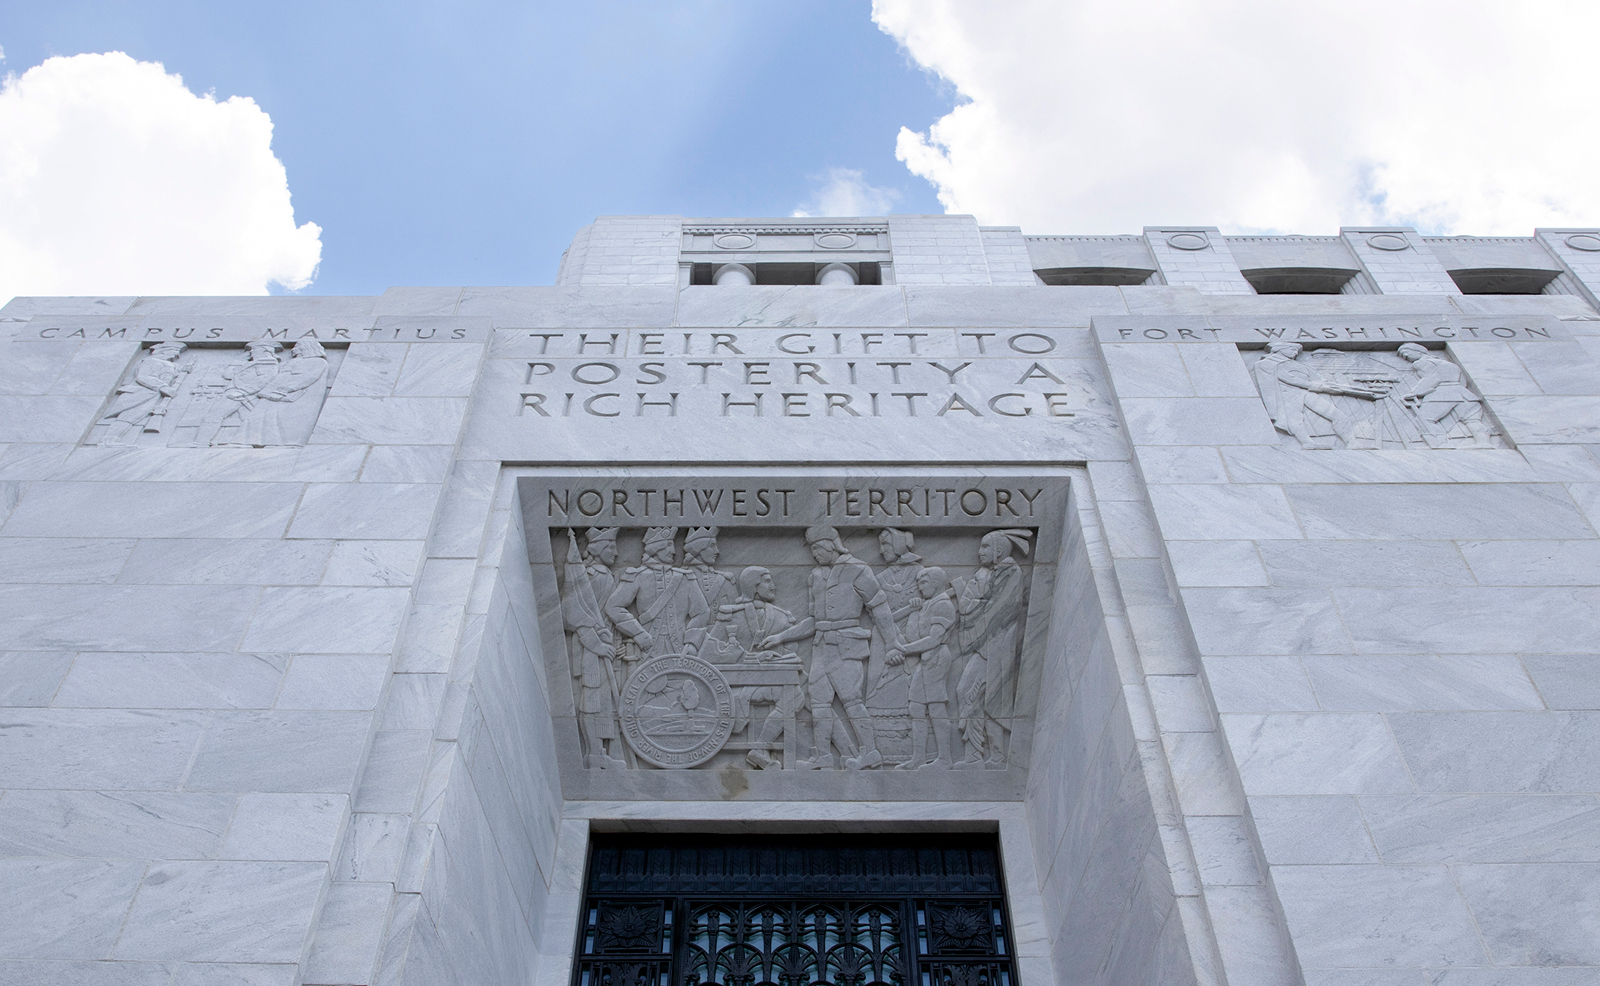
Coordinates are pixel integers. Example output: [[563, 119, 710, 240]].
[[556, 524, 1034, 771], [87, 339, 337, 448], [1250, 342, 1499, 450]]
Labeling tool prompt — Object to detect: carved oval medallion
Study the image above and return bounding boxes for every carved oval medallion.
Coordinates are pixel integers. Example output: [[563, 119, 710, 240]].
[[814, 232, 857, 250], [1165, 232, 1209, 251], [619, 655, 735, 768], [713, 233, 756, 250], [1565, 233, 1600, 252], [1366, 233, 1411, 251]]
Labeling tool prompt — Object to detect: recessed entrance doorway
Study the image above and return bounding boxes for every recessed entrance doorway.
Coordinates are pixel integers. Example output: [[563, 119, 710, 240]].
[[573, 834, 1018, 986]]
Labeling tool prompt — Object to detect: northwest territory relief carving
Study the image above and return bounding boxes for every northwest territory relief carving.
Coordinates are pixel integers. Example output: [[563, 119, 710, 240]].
[[1249, 342, 1500, 450], [88, 340, 339, 447], [558, 524, 1033, 771]]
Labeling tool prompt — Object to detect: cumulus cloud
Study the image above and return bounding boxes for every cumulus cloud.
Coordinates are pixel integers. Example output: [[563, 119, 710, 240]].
[[792, 167, 901, 217], [0, 51, 321, 302], [874, 0, 1600, 235]]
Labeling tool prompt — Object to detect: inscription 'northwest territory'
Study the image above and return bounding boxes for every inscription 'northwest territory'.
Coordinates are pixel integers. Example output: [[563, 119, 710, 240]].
[[547, 486, 1047, 520]]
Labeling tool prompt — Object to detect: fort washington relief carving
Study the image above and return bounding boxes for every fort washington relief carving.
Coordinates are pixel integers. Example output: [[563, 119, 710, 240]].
[[1248, 342, 1501, 449], [525, 476, 1065, 784], [87, 340, 342, 447]]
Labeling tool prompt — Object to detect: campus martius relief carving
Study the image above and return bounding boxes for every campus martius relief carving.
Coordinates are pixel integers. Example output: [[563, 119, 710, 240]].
[[556, 523, 1034, 771], [88, 340, 341, 448]]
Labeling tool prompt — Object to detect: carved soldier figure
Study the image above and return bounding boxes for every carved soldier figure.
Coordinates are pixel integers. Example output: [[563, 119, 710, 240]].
[[683, 527, 738, 612], [1253, 341, 1382, 449], [954, 530, 1031, 770], [96, 342, 188, 445], [247, 338, 330, 447], [888, 566, 958, 770], [708, 566, 805, 770], [1396, 343, 1495, 448], [761, 525, 905, 770], [606, 527, 710, 661], [563, 528, 627, 768]]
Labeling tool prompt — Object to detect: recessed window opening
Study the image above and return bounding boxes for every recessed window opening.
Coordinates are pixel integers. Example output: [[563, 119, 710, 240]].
[[1033, 266, 1154, 286], [1242, 267, 1358, 294], [1447, 268, 1562, 295], [574, 833, 1018, 986], [693, 262, 882, 286]]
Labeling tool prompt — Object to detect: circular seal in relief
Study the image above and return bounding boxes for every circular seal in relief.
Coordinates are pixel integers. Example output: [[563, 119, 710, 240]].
[[1366, 233, 1411, 251], [1565, 233, 1600, 252], [618, 655, 734, 768]]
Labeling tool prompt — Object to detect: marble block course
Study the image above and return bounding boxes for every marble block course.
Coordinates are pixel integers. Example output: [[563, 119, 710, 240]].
[[3, 215, 1600, 986]]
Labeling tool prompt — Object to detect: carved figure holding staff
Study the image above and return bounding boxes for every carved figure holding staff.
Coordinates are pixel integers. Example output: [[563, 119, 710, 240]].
[[563, 528, 629, 768]]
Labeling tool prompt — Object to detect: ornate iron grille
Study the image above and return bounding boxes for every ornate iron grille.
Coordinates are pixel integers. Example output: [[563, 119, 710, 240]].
[[574, 835, 1016, 986]]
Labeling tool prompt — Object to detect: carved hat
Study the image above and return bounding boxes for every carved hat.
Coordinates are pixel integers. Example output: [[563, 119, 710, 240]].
[[247, 340, 282, 354], [880, 528, 915, 556], [1397, 342, 1429, 360], [584, 527, 618, 546], [643, 527, 677, 548], [149, 342, 186, 356], [684, 526, 718, 549], [803, 524, 843, 548], [293, 338, 326, 358]]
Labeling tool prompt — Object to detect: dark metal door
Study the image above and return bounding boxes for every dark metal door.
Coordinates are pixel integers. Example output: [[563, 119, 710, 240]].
[[573, 834, 1017, 986]]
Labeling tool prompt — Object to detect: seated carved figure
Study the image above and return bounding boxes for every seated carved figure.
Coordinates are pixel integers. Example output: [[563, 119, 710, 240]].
[[708, 566, 804, 770]]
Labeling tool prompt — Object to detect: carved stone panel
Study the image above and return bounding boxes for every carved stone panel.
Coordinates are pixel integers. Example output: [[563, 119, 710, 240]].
[[1246, 342, 1502, 449], [86, 341, 344, 448], [520, 472, 1070, 800]]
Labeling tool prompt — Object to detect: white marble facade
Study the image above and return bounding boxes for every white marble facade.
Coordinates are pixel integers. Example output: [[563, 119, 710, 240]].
[[3, 217, 1600, 986]]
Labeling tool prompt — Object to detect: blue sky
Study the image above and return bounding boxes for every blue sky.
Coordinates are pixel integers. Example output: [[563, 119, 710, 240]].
[[2, 1, 951, 293], [4, 1, 1595, 303]]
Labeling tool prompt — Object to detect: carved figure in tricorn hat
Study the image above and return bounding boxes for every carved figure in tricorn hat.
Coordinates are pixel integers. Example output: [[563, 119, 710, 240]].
[[606, 527, 710, 661]]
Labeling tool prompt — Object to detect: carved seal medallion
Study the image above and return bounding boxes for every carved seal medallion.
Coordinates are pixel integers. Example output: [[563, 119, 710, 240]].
[[618, 655, 735, 768]]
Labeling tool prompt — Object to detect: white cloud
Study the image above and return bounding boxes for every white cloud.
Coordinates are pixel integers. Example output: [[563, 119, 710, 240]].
[[0, 51, 321, 303], [874, 0, 1600, 235], [792, 167, 901, 217]]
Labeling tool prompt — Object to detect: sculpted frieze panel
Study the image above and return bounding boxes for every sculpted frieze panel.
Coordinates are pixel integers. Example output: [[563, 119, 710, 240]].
[[1248, 342, 1501, 450], [87, 340, 343, 448], [524, 475, 1065, 786]]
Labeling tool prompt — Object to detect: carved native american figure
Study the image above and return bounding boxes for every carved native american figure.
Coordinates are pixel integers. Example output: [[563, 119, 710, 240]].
[[954, 529, 1031, 769]]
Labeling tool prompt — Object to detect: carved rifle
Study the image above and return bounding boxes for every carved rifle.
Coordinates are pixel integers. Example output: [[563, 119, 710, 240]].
[[143, 358, 195, 433]]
